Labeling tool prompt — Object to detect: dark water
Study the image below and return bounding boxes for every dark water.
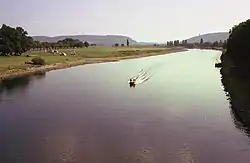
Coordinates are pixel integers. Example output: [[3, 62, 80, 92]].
[[0, 50, 250, 163]]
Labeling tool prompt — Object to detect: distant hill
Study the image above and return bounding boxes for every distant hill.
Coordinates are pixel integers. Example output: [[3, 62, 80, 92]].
[[32, 35, 137, 46], [32, 32, 230, 46], [186, 32, 229, 43]]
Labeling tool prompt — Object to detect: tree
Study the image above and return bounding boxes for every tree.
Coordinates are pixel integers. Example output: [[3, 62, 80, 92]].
[[32, 41, 41, 49], [15, 27, 33, 54], [41, 42, 50, 49], [223, 40, 227, 49], [174, 40, 179, 46], [84, 41, 89, 48], [212, 41, 219, 47], [200, 38, 203, 44], [226, 19, 250, 66], [169, 41, 173, 46], [74, 41, 83, 48], [202, 42, 212, 47], [0, 24, 33, 56], [56, 38, 84, 48], [50, 42, 58, 49]]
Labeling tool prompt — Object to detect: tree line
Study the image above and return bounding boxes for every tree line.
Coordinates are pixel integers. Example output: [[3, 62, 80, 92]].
[[112, 39, 130, 47], [32, 38, 91, 50], [219, 19, 250, 133], [225, 19, 250, 67], [164, 38, 227, 49], [0, 24, 91, 56], [198, 38, 227, 49]]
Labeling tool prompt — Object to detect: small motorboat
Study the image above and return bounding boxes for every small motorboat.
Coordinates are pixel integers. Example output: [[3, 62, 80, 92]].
[[128, 78, 136, 87]]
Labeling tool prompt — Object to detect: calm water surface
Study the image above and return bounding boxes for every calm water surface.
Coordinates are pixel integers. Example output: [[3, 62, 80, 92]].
[[0, 49, 250, 163]]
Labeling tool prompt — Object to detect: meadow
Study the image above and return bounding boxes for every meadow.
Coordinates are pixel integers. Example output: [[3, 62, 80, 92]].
[[0, 46, 185, 79]]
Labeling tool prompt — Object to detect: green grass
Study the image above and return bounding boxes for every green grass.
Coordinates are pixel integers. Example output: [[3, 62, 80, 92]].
[[0, 46, 178, 73]]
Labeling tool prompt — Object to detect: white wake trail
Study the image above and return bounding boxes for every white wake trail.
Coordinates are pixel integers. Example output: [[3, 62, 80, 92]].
[[129, 62, 165, 85], [135, 72, 153, 84]]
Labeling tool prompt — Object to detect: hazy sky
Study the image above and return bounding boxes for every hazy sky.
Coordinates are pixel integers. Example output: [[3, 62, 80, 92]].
[[0, 0, 249, 42]]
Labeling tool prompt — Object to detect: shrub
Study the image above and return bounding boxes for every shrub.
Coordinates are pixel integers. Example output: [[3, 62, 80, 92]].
[[215, 63, 222, 68], [31, 56, 46, 65]]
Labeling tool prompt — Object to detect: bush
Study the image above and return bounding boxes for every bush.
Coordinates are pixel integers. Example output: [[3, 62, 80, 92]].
[[215, 63, 222, 68], [31, 56, 46, 65]]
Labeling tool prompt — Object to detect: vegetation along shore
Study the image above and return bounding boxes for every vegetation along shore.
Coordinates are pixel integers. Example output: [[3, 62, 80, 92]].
[[219, 19, 250, 134], [0, 47, 186, 80], [0, 24, 187, 80]]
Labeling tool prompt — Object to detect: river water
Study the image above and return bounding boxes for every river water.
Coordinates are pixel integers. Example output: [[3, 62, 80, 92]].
[[0, 49, 250, 163]]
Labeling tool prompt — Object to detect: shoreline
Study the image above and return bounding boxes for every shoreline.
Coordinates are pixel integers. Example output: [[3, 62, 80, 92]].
[[0, 48, 187, 81]]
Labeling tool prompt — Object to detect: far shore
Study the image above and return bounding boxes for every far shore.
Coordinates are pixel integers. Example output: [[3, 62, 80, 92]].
[[0, 47, 187, 81]]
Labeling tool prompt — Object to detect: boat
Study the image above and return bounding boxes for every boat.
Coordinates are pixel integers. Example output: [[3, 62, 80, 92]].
[[128, 69, 146, 87], [128, 78, 136, 87]]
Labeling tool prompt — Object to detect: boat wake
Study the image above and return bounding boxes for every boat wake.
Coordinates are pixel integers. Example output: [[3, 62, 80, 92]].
[[128, 62, 163, 86]]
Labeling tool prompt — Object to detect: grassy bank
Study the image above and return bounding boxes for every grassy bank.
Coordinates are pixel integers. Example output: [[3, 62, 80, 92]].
[[0, 46, 187, 80]]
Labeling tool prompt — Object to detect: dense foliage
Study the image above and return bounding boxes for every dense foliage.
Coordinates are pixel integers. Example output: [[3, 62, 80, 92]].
[[226, 19, 250, 67], [0, 24, 33, 56], [219, 19, 250, 136], [165, 39, 226, 49], [31, 38, 89, 49], [166, 40, 181, 46], [0, 24, 91, 56], [57, 38, 85, 48]]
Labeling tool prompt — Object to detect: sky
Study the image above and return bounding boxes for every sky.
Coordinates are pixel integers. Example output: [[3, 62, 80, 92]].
[[0, 0, 250, 42]]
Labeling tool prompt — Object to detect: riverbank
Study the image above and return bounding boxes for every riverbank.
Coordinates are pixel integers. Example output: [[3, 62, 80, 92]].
[[0, 47, 187, 81], [220, 50, 250, 135]]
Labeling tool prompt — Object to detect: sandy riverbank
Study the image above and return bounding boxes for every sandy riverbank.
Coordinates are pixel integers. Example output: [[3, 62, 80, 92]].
[[0, 47, 187, 81]]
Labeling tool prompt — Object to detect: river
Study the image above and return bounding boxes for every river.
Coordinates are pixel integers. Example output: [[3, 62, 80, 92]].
[[0, 49, 250, 163]]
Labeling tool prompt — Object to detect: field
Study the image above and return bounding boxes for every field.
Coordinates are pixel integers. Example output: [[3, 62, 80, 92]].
[[0, 46, 186, 80]]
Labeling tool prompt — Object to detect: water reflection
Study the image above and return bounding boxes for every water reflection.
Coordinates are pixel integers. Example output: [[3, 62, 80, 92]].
[[220, 69, 250, 137], [1, 50, 250, 163], [0, 72, 46, 102], [129, 83, 136, 88]]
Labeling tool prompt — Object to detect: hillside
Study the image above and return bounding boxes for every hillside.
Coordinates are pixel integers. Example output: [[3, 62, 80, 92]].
[[32, 32, 230, 46], [186, 32, 229, 43], [32, 35, 137, 46]]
